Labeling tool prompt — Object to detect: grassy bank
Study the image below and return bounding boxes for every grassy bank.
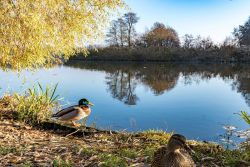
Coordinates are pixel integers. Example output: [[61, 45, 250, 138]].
[[0, 92, 249, 166], [71, 47, 250, 63]]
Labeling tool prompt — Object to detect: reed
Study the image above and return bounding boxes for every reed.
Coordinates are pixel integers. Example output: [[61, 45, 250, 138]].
[[239, 111, 250, 125], [12, 83, 59, 125]]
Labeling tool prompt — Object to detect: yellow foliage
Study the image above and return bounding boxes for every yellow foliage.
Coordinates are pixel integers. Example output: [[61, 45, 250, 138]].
[[0, 0, 124, 70]]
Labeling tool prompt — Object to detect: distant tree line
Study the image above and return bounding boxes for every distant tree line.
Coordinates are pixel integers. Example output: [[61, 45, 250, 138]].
[[72, 13, 250, 63], [106, 13, 250, 49]]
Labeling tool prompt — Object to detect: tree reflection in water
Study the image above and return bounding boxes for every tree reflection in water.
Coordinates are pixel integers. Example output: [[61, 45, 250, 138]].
[[66, 61, 250, 106], [106, 70, 138, 105]]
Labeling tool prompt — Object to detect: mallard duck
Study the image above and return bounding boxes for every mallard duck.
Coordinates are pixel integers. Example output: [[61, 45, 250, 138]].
[[52, 98, 94, 127], [152, 134, 195, 167]]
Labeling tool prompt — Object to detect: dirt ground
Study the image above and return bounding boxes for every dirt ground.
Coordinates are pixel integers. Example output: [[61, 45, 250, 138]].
[[0, 119, 151, 167]]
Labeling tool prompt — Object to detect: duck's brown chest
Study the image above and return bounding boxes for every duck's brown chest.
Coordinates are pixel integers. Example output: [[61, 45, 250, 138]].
[[80, 106, 91, 116]]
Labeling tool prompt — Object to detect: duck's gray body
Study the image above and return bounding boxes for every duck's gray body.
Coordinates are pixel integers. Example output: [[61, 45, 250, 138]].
[[52, 105, 91, 121]]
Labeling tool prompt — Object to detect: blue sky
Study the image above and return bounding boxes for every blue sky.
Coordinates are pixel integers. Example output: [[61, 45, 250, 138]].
[[123, 0, 250, 43]]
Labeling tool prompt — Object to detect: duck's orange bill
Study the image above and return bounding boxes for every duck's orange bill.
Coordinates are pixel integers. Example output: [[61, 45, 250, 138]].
[[88, 102, 94, 106]]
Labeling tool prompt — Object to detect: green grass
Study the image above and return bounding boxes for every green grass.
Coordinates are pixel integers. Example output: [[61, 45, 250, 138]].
[[52, 157, 72, 167], [0, 146, 17, 155], [80, 147, 98, 156], [140, 130, 172, 144], [12, 83, 59, 125], [118, 148, 138, 159], [21, 161, 33, 167], [99, 153, 128, 167], [143, 146, 157, 163]]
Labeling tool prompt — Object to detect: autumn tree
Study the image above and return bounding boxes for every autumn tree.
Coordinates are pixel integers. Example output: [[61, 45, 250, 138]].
[[233, 16, 250, 46], [0, 0, 124, 70], [123, 12, 139, 47], [145, 22, 180, 47]]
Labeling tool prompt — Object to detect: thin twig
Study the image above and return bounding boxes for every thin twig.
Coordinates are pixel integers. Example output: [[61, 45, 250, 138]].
[[65, 129, 80, 137]]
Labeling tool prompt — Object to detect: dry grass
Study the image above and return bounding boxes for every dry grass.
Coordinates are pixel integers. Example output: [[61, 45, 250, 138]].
[[0, 119, 153, 166], [0, 119, 90, 166]]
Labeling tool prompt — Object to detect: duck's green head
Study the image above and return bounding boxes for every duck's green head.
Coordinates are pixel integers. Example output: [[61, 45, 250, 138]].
[[79, 98, 94, 107]]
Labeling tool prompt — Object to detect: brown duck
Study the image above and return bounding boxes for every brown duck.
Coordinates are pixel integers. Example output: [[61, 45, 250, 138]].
[[152, 134, 195, 167], [52, 98, 94, 127]]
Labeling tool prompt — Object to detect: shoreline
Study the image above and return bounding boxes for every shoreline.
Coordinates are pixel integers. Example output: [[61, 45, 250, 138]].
[[69, 47, 250, 64], [0, 96, 249, 166], [68, 59, 250, 64], [67, 59, 250, 66]]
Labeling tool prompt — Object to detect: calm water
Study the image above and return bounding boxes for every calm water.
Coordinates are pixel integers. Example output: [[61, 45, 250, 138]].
[[0, 62, 249, 144]]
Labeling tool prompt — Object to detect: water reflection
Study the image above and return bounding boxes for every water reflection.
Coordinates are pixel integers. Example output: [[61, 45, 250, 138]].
[[233, 76, 250, 106], [106, 71, 138, 105], [220, 125, 237, 149], [104, 64, 180, 104], [66, 61, 250, 107], [139, 65, 179, 95]]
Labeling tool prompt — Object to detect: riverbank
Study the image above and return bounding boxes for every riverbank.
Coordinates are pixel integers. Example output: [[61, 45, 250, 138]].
[[70, 47, 250, 63], [0, 95, 249, 167]]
